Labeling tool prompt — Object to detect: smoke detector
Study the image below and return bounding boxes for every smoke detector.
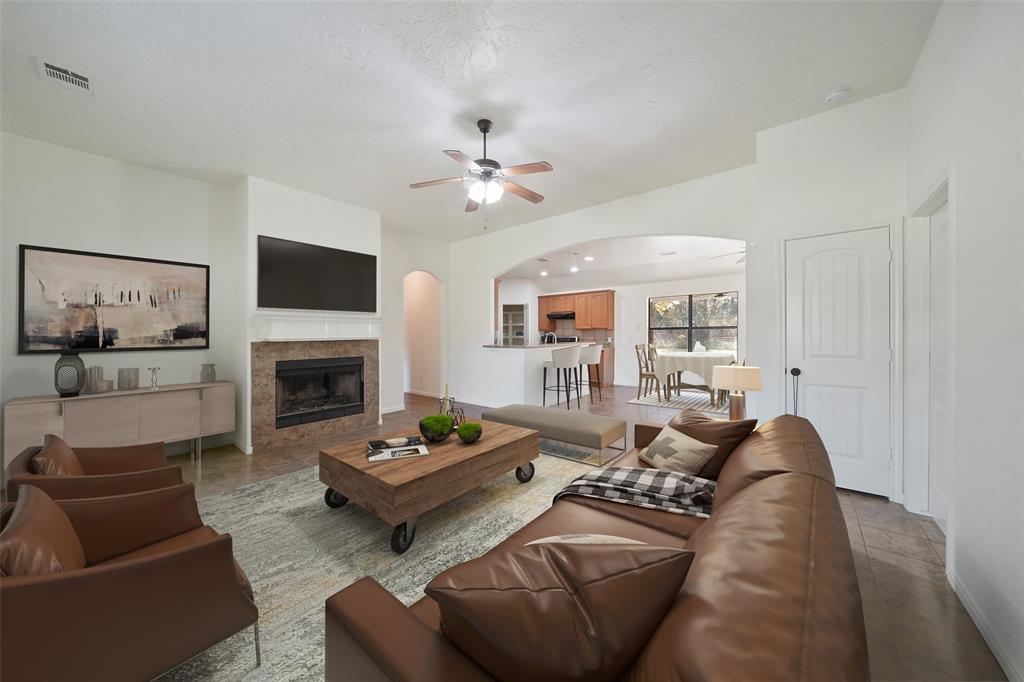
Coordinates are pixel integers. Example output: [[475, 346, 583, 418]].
[[36, 58, 92, 93], [824, 86, 850, 105]]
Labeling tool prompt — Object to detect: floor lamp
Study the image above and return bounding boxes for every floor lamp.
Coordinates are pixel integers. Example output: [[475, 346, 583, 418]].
[[711, 365, 762, 420]]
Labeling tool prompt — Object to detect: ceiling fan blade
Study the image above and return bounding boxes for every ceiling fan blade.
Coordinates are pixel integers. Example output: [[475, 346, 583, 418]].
[[503, 181, 544, 204], [710, 250, 746, 259], [736, 255, 746, 264], [465, 198, 480, 212], [409, 177, 465, 189], [444, 150, 481, 172], [501, 161, 553, 177]]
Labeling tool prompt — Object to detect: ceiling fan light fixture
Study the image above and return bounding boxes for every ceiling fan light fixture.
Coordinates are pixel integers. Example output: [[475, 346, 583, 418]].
[[468, 180, 487, 202], [485, 180, 504, 204]]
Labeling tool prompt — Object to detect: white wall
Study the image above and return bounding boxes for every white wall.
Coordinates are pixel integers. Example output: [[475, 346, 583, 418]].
[[751, 89, 907, 420], [497, 278, 541, 345], [905, 3, 1024, 677], [0, 133, 239, 452], [447, 165, 757, 408], [402, 270, 443, 397], [379, 225, 449, 413], [613, 273, 746, 386]]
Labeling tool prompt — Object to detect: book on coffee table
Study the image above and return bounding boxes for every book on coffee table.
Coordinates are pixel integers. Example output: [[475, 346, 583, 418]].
[[367, 444, 430, 462], [368, 436, 422, 451]]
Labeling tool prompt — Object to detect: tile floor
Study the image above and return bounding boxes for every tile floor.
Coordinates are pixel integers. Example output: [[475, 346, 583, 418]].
[[173, 386, 1006, 681]]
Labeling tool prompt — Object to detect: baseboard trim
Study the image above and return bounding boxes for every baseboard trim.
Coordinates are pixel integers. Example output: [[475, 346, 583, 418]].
[[951, 570, 1023, 681], [405, 389, 441, 399], [380, 404, 406, 415]]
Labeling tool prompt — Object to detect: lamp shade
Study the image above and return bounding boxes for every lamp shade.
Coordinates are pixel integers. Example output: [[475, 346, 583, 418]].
[[712, 365, 762, 392]]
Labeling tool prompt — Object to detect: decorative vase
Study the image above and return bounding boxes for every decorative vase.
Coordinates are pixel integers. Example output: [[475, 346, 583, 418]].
[[419, 419, 453, 444], [457, 425, 483, 445], [54, 352, 85, 397], [200, 363, 217, 383], [148, 367, 161, 390], [117, 368, 139, 390]]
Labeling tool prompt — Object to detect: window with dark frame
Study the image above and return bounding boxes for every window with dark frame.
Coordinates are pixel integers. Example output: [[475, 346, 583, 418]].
[[648, 291, 739, 351]]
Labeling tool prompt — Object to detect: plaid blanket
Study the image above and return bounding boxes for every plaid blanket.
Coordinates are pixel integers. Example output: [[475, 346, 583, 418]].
[[554, 467, 716, 518]]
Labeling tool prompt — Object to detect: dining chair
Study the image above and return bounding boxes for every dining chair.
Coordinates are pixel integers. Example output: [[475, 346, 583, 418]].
[[634, 344, 664, 401]]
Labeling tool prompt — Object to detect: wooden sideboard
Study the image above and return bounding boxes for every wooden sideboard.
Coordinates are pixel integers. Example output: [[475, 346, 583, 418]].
[[3, 381, 235, 469]]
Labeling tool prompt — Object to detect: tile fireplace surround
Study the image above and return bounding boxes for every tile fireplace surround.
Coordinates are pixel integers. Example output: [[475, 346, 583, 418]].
[[251, 340, 380, 452]]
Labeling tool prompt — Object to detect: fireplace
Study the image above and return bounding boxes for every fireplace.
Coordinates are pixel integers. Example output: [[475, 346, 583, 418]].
[[275, 357, 364, 428]]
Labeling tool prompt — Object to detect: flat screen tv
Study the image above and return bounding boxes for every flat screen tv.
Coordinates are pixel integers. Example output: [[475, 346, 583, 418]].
[[257, 235, 376, 312]]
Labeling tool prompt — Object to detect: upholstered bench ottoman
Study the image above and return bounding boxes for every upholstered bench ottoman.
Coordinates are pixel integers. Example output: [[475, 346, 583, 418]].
[[481, 404, 627, 466]]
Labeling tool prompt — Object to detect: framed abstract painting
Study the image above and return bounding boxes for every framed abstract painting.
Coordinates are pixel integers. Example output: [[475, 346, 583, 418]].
[[18, 245, 210, 354]]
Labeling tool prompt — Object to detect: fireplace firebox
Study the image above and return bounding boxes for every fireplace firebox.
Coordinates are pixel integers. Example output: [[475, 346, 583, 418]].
[[275, 357, 364, 428]]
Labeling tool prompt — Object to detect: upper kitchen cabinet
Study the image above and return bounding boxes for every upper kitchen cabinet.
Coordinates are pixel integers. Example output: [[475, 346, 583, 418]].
[[538, 290, 615, 331]]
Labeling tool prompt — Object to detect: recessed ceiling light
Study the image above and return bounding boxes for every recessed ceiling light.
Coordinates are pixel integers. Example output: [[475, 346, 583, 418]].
[[570, 266, 579, 273], [659, 251, 677, 257], [825, 86, 850, 105], [584, 256, 594, 261], [539, 271, 548, 277]]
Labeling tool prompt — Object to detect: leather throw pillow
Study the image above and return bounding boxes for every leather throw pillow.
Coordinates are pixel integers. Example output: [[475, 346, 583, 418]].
[[667, 409, 757, 479], [0, 486, 86, 576], [426, 542, 694, 682], [31, 434, 85, 476], [638, 425, 719, 474]]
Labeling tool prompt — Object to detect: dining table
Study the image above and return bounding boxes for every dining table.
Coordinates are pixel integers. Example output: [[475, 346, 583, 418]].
[[652, 350, 737, 402]]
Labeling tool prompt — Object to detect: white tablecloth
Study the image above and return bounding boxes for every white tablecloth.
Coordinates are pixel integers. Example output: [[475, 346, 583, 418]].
[[653, 350, 737, 385]]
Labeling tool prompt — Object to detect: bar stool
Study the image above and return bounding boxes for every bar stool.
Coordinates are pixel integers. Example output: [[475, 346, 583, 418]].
[[543, 345, 582, 410], [578, 344, 604, 402]]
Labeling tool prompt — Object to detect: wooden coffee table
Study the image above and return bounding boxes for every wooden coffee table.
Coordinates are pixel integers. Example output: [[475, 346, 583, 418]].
[[319, 420, 539, 554]]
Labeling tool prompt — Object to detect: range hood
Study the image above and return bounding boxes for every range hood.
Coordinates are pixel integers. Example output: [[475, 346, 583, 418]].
[[547, 310, 575, 320]]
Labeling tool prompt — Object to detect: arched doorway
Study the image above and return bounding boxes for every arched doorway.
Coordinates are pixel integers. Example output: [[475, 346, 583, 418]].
[[403, 270, 444, 399]]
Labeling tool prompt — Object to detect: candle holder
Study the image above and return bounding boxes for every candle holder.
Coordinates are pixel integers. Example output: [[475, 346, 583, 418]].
[[148, 367, 161, 390]]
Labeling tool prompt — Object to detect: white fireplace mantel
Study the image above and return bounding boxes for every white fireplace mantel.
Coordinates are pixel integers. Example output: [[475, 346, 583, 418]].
[[250, 310, 381, 342]]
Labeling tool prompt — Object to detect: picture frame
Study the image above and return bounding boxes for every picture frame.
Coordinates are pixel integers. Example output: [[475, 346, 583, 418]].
[[18, 244, 210, 354]]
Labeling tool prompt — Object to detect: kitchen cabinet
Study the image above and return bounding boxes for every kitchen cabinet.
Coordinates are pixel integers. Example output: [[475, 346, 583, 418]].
[[538, 296, 555, 332], [574, 294, 592, 329], [537, 290, 615, 332]]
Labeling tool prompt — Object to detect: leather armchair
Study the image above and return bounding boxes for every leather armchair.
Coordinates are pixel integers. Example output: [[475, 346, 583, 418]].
[[6, 442, 182, 501], [0, 483, 258, 682]]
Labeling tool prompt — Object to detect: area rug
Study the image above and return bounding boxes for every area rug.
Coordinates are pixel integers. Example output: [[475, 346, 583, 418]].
[[158, 454, 590, 681], [627, 388, 728, 415]]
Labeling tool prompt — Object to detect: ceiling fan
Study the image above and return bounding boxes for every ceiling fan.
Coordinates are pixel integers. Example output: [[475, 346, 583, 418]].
[[409, 119, 553, 212], [711, 249, 746, 264]]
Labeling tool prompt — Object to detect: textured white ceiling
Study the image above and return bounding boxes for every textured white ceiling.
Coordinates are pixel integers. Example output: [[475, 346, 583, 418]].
[[1, 1, 938, 241], [500, 235, 745, 291]]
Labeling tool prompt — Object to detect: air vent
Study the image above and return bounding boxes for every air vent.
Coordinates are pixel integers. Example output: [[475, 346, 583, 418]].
[[536, 257, 549, 262], [36, 58, 92, 93]]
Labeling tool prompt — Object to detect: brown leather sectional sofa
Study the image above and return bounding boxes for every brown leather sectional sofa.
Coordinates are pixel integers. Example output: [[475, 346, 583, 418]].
[[324, 415, 868, 681]]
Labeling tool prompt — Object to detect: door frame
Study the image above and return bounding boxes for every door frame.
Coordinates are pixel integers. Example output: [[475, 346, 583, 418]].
[[907, 168, 956, 572], [777, 217, 904, 502]]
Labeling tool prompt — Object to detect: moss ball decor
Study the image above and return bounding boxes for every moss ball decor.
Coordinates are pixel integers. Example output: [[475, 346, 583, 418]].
[[419, 414, 455, 443], [457, 422, 483, 444]]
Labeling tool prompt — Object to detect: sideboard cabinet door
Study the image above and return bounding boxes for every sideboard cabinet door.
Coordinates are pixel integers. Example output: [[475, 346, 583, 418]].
[[3, 402, 64, 467], [64, 395, 141, 447], [200, 384, 236, 436], [140, 390, 201, 443]]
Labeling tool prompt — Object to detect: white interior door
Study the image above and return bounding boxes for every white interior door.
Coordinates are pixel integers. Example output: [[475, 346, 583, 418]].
[[785, 226, 892, 496], [928, 203, 952, 531]]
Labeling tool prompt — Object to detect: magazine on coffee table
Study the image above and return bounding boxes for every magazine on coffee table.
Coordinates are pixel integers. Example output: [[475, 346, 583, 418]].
[[367, 444, 430, 462]]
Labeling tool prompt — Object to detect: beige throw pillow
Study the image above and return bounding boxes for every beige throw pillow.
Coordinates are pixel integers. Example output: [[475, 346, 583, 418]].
[[638, 425, 718, 474]]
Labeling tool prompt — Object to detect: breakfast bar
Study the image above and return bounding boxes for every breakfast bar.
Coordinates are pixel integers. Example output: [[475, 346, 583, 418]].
[[479, 343, 602, 406]]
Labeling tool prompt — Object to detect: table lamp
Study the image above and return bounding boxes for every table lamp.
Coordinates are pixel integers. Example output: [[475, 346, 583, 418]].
[[711, 365, 762, 420]]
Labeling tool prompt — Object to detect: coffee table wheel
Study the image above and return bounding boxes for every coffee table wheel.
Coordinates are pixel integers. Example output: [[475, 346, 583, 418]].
[[391, 522, 416, 554], [515, 462, 535, 483], [324, 487, 349, 508]]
